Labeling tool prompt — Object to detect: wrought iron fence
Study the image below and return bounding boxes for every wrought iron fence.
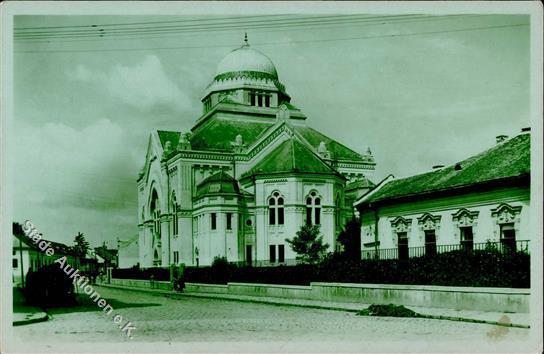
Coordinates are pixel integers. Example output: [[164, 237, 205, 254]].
[[361, 240, 530, 260]]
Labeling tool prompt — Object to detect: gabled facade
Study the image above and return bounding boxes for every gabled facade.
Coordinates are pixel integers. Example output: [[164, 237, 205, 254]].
[[355, 131, 530, 259], [137, 39, 375, 267]]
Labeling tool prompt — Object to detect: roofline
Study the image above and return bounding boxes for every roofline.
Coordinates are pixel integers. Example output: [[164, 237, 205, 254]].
[[193, 191, 242, 200], [353, 174, 395, 207], [191, 102, 305, 132], [240, 170, 345, 185], [356, 173, 529, 208], [196, 170, 237, 187], [345, 182, 376, 192]]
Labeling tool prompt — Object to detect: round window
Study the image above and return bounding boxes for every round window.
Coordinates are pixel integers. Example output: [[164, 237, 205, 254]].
[[246, 219, 253, 226]]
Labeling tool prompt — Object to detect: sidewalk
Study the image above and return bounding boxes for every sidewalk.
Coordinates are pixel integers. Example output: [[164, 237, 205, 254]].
[[12, 288, 49, 326], [98, 283, 530, 328]]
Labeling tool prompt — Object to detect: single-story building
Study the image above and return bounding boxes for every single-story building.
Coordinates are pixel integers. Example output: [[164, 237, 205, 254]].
[[354, 129, 530, 259], [12, 222, 78, 287]]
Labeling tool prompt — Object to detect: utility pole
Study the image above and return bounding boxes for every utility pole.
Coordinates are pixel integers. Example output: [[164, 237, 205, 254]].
[[19, 238, 25, 288]]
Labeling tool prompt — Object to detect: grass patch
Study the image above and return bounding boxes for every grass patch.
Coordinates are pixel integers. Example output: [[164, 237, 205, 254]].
[[357, 304, 420, 317]]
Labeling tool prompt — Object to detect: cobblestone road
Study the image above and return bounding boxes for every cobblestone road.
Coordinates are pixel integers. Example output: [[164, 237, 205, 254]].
[[12, 286, 531, 352]]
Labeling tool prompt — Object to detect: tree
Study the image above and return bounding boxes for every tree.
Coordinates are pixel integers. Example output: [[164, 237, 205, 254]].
[[336, 217, 361, 260], [72, 232, 89, 258], [285, 224, 329, 264]]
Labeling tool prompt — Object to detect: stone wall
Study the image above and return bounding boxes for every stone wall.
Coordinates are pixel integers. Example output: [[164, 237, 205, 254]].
[[108, 277, 530, 313], [185, 282, 529, 313], [109, 278, 172, 291]]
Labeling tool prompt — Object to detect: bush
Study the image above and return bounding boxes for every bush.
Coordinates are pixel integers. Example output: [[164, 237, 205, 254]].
[[185, 263, 316, 285], [183, 249, 529, 288], [24, 264, 77, 307], [357, 304, 419, 317], [211, 256, 234, 284], [112, 266, 170, 281]]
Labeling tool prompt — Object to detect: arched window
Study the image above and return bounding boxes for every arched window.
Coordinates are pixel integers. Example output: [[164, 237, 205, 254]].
[[171, 192, 179, 236], [268, 192, 284, 225], [306, 191, 321, 226], [150, 189, 161, 240]]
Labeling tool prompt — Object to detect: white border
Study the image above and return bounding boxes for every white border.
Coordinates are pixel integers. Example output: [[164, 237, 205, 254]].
[[1, 2, 542, 353]]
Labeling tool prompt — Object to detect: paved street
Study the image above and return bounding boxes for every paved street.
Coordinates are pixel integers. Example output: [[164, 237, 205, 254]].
[[12, 286, 530, 352]]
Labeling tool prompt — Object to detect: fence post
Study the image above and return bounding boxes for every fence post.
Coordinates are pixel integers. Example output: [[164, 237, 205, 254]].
[[107, 267, 112, 284]]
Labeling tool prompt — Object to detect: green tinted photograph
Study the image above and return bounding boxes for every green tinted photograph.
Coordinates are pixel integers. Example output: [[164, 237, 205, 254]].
[[2, 2, 542, 354]]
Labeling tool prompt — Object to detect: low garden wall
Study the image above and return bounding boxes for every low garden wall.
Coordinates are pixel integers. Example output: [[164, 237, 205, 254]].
[[107, 276, 529, 312], [185, 281, 529, 313], [109, 278, 171, 291]]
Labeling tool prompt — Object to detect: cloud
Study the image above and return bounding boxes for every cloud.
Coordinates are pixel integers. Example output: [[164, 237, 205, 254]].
[[14, 118, 138, 211], [67, 64, 93, 81], [67, 55, 193, 112], [13, 118, 140, 245]]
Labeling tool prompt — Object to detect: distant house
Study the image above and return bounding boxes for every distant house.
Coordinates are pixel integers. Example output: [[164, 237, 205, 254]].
[[12, 222, 77, 287], [354, 130, 530, 259], [94, 245, 119, 272]]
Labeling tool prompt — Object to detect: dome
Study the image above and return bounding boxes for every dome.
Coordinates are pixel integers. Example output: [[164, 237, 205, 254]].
[[215, 44, 278, 79], [196, 171, 240, 198]]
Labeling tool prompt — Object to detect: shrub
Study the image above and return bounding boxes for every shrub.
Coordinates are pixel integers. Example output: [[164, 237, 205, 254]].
[[211, 256, 234, 284], [182, 249, 529, 288], [24, 264, 77, 307], [112, 266, 170, 281]]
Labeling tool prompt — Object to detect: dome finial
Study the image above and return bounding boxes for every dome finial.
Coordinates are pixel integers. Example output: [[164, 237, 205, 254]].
[[243, 32, 249, 46]]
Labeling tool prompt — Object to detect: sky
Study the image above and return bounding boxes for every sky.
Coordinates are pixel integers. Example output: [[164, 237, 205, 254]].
[[12, 13, 530, 247]]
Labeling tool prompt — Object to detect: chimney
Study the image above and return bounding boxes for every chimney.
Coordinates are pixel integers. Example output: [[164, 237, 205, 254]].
[[496, 135, 508, 144], [521, 127, 531, 133], [432, 165, 445, 170]]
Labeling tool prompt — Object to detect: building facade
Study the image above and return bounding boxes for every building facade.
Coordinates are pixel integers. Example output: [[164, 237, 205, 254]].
[[137, 39, 375, 268], [355, 131, 530, 259], [12, 222, 79, 287]]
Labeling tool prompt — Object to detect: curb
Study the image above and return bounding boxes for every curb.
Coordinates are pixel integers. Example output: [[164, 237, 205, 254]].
[[13, 312, 49, 326], [414, 313, 530, 329], [97, 283, 530, 329]]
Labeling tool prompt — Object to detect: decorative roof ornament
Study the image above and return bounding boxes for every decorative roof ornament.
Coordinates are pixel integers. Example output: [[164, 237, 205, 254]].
[[318, 141, 331, 159], [162, 141, 173, 161], [177, 132, 192, 151], [276, 104, 290, 121], [230, 133, 246, 153], [318, 141, 327, 154], [235, 134, 243, 146], [366, 147, 372, 155]]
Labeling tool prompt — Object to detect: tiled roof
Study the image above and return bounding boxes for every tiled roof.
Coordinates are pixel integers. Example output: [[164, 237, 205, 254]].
[[13, 222, 75, 255], [346, 177, 375, 191], [364, 133, 530, 204], [190, 119, 274, 152], [294, 126, 366, 162], [95, 247, 118, 261], [242, 138, 338, 179], [195, 171, 241, 198], [157, 120, 368, 165], [157, 130, 181, 150]]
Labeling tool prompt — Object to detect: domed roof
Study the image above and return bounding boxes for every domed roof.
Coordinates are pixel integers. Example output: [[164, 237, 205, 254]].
[[215, 44, 278, 79], [195, 171, 240, 198]]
